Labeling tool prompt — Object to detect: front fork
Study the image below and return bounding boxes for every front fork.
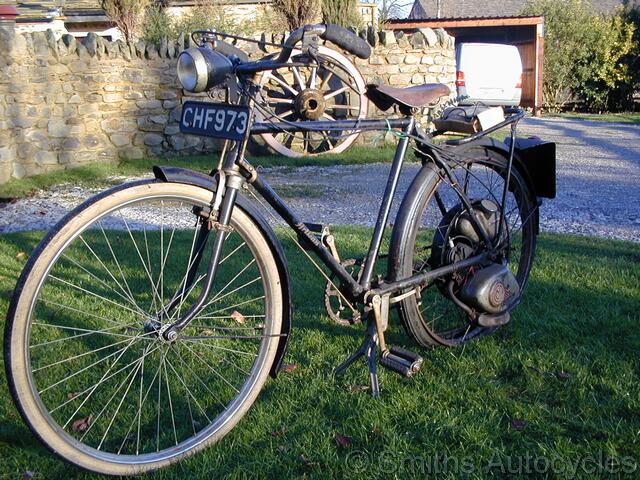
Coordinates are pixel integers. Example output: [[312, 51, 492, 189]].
[[161, 81, 261, 341], [161, 181, 240, 341], [160, 160, 246, 342]]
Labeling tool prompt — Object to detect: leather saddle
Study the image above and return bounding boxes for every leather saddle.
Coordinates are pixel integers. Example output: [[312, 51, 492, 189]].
[[366, 83, 451, 114]]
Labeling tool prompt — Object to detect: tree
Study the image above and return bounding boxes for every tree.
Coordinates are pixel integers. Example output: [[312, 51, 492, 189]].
[[522, 0, 636, 112], [578, 13, 635, 111], [379, 0, 413, 24], [271, 0, 321, 30], [101, 0, 150, 43], [522, 0, 599, 111], [322, 0, 362, 28], [622, 0, 640, 108]]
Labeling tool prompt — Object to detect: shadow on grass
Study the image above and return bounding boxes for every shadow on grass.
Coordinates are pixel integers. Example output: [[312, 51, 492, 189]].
[[0, 231, 638, 478]]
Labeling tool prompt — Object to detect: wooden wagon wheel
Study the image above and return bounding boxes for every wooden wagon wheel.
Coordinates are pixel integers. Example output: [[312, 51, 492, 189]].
[[256, 45, 368, 158]]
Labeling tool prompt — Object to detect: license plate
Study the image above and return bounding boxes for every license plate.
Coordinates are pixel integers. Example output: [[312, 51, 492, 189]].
[[180, 101, 250, 141]]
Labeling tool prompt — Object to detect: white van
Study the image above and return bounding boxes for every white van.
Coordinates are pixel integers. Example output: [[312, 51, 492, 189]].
[[456, 43, 523, 106]]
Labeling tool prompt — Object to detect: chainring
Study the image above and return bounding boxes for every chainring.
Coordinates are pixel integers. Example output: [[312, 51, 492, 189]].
[[324, 258, 362, 326]]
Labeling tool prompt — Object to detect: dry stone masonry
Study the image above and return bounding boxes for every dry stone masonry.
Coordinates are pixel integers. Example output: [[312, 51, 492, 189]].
[[0, 26, 455, 183]]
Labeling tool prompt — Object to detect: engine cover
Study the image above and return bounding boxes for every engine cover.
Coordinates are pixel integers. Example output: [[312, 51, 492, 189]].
[[460, 264, 520, 314]]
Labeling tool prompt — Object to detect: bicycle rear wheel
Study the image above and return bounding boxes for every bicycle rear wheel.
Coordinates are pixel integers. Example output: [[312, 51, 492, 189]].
[[5, 181, 283, 475], [390, 148, 537, 347]]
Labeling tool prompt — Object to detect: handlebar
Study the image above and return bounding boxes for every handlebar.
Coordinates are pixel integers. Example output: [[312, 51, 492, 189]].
[[323, 24, 372, 59], [232, 23, 371, 75], [275, 24, 372, 62]]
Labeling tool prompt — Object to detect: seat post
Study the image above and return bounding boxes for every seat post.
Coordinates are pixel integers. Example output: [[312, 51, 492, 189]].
[[359, 116, 415, 290]]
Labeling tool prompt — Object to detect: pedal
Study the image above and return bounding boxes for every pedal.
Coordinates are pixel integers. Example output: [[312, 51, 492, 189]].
[[380, 347, 423, 378], [389, 345, 422, 365]]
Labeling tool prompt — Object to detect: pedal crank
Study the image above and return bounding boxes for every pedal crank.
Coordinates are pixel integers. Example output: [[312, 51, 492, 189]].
[[334, 292, 424, 396], [372, 293, 424, 378]]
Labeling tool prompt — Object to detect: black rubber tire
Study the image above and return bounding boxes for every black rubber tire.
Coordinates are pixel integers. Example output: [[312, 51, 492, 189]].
[[389, 148, 537, 347]]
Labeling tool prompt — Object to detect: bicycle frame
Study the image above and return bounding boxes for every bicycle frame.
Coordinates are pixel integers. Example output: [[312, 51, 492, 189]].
[[163, 100, 520, 338]]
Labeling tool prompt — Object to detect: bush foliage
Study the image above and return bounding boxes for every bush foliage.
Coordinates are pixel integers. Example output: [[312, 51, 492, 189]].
[[271, 0, 321, 30], [101, 0, 150, 43], [142, 1, 245, 46], [322, 0, 362, 29], [522, 0, 637, 112]]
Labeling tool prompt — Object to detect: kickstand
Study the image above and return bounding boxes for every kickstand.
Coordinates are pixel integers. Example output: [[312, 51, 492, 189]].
[[334, 318, 380, 397]]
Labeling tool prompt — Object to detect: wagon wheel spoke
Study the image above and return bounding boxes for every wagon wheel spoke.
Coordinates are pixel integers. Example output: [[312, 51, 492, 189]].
[[258, 47, 367, 157], [291, 66, 306, 91], [324, 86, 350, 100]]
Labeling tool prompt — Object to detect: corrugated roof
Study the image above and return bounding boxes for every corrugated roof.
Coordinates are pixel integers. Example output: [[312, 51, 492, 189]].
[[387, 15, 544, 29], [407, 0, 625, 20]]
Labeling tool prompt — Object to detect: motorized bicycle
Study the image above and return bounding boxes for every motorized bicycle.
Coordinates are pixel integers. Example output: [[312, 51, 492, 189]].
[[5, 24, 556, 475]]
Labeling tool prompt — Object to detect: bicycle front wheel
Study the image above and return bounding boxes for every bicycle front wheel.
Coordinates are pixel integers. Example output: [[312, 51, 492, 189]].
[[5, 180, 283, 475]]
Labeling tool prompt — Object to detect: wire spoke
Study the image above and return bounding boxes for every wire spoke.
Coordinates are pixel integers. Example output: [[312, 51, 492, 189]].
[[173, 343, 233, 407], [60, 253, 145, 318], [37, 297, 132, 329], [181, 339, 258, 357], [199, 259, 257, 311], [30, 321, 141, 348], [194, 314, 265, 321], [82, 355, 143, 445], [181, 342, 240, 394], [119, 213, 164, 313], [74, 235, 143, 314], [116, 345, 164, 455], [162, 353, 178, 446], [98, 221, 140, 313], [60, 336, 141, 428], [164, 354, 212, 423], [33, 335, 140, 372], [47, 274, 147, 319], [40, 334, 146, 395], [197, 295, 265, 319]]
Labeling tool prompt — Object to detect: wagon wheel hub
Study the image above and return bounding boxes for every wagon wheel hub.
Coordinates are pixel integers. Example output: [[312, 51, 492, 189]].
[[294, 89, 326, 120]]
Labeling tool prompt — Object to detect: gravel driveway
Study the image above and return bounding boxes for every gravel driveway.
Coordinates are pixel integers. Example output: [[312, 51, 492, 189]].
[[1, 117, 638, 242]]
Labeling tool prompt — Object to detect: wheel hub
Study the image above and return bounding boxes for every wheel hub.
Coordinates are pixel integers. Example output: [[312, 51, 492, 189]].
[[294, 89, 326, 120], [143, 319, 177, 343]]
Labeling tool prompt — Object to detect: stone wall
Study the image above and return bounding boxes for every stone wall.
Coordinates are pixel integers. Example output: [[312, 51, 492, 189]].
[[0, 26, 455, 183]]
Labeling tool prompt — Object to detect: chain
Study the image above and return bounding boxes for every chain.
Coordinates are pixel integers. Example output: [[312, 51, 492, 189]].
[[242, 184, 358, 313]]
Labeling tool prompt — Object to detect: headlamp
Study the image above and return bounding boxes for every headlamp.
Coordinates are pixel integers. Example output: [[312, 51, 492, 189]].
[[177, 47, 233, 93]]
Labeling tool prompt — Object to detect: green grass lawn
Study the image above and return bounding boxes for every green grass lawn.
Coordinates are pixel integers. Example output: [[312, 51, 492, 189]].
[[0, 229, 638, 479], [549, 112, 640, 124], [0, 145, 405, 200]]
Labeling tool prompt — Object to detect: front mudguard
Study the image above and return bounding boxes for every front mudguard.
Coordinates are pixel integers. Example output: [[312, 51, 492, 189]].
[[153, 166, 292, 378]]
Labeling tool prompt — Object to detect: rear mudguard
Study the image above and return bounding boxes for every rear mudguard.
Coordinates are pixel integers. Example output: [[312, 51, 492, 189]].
[[455, 136, 556, 200], [153, 166, 292, 378], [389, 141, 543, 279], [443, 137, 550, 235]]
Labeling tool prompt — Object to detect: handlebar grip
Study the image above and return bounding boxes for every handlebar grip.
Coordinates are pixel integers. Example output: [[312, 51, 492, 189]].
[[322, 24, 371, 59], [214, 40, 249, 62]]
